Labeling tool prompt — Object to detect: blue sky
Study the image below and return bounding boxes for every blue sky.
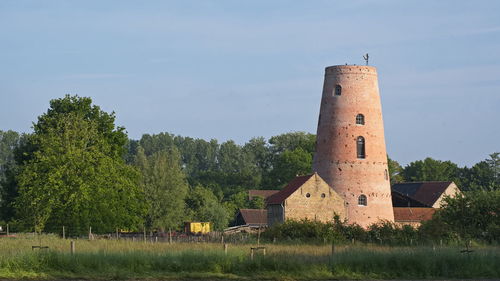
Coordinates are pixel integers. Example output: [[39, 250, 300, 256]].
[[1, 0, 499, 166]]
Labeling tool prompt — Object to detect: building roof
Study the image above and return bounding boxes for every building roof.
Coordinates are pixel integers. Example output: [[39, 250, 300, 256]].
[[237, 209, 267, 225], [393, 207, 436, 222], [391, 191, 428, 208], [266, 174, 315, 205], [391, 181, 454, 207], [248, 189, 280, 200]]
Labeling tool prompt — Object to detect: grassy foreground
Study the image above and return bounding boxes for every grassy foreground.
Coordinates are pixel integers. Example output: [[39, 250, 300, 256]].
[[0, 234, 498, 280]]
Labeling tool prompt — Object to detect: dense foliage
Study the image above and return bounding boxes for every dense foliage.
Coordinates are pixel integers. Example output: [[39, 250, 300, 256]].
[[11, 96, 145, 235], [134, 147, 188, 231]]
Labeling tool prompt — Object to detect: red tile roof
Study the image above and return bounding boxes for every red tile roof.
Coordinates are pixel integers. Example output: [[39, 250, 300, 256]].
[[266, 174, 315, 205], [248, 190, 280, 200], [238, 209, 267, 225], [392, 181, 454, 207], [393, 207, 436, 222]]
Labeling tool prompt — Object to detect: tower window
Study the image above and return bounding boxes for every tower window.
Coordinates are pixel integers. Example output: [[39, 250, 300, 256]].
[[358, 194, 367, 206], [356, 114, 365, 125], [356, 136, 365, 159], [384, 169, 388, 180], [334, 85, 342, 96]]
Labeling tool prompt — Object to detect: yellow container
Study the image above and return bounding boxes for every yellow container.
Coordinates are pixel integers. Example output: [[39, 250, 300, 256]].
[[185, 222, 211, 234]]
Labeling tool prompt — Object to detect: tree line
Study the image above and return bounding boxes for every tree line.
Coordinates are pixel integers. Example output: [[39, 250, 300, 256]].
[[0, 95, 498, 235]]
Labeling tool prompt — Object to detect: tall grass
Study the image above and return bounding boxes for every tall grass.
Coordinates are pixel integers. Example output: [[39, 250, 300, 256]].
[[0, 234, 498, 279]]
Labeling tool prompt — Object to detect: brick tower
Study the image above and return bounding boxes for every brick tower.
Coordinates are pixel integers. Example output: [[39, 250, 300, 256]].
[[312, 65, 394, 227]]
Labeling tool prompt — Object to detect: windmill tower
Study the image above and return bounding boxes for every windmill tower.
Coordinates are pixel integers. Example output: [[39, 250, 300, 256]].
[[312, 65, 394, 227]]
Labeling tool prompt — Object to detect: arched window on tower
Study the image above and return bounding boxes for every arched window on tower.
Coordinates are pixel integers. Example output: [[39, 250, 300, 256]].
[[334, 84, 342, 96], [357, 136, 365, 159], [356, 114, 365, 125], [358, 194, 367, 206]]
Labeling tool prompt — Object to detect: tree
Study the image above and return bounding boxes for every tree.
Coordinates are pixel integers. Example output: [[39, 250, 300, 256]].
[[261, 132, 315, 189], [460, 161, 496, 191], [268, 132, 316, 156], [243, 137, 271, 173], [435, 190, 500, 246], [402, 157, 460, 183], [249, 196, 265, 209], [485, 152, 500, 189], [14, 95, 145, 235], [134, 147, 188, 231], [387, 156, 403, 184], [185, 185, 230, 230], [265, 147, 312, 188], [0, 130, 21, 220]]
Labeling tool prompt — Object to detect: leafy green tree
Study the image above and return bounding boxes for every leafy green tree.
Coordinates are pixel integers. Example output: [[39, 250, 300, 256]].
[[387, 156, 403, 184], [243, 137, 271, 173], [435, 190, 500, 246], [268, 132, 316, 155], [0, 130, 20, 180], [134, 147, 189, 231], [485, 152, 500, 189], [249, 196, 265, 209], [223, 191, 249, 215], [402, 157, 460, 183], [460, 161, 496, 191], [0, 130, 21, 220], [185, 185, 230, 230], [261, 132, 315, 189], [265, 147, 312, 188], [14, 95, 145, 235]]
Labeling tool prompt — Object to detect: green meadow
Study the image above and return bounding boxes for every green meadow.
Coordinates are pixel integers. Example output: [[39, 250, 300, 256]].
[[0, 234, 498, 280]]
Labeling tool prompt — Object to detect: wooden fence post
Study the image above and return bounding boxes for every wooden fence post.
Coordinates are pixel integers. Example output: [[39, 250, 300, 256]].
[[257, 226, 261, 246], [70, 241, 75, 255], [143, 227, 146, 243], [88, 226, 92, 240], [62, 226, 65, 239], [250, 248, 254, 260], [6, 224, 9, 236], [224, 243, 228, 255], [169, 228, 172, 244]]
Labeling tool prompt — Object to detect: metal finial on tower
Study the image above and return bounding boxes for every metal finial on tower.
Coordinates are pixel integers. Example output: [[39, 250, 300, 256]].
[[363, 53, 369, 65]]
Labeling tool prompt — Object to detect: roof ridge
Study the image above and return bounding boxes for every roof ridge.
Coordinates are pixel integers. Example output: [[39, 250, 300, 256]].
[[392, 181, 453, 184], [266, 173, 316, 204]]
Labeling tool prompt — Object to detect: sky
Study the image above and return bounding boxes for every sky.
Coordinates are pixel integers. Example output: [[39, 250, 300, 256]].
[[0, 0, 499, 167]]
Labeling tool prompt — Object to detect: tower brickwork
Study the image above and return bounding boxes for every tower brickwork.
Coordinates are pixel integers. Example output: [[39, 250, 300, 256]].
[[312, 65, 394, 227]]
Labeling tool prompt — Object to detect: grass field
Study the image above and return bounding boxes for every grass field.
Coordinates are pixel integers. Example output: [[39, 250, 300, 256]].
[[0, 234, 498, 280]]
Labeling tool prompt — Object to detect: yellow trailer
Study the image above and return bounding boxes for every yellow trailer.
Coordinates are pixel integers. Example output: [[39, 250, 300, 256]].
[[184, 222, 211, 234]]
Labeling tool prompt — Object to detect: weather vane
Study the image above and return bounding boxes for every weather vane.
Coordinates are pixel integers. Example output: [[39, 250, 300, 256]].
[[363, 53, 369, 66]]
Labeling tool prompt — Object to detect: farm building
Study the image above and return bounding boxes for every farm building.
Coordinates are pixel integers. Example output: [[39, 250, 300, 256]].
[[233, 209, 267, 227], [392, 207, 436, 227], [391, 181, 461, 208], [248, 189, 279, 201], [266, 173, 346, 226], [391, 181, 461, 226]]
